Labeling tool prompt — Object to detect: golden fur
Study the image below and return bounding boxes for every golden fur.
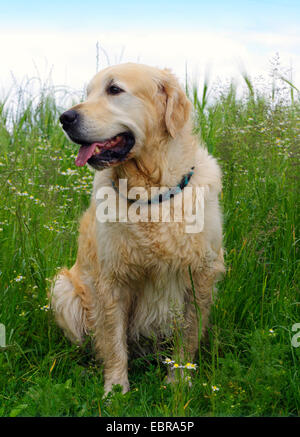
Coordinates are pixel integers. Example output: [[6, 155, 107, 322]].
[[49, 63, 224, 394]]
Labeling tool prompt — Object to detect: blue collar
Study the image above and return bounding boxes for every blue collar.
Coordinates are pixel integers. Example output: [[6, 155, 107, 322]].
[[111, 167, 194, 205]]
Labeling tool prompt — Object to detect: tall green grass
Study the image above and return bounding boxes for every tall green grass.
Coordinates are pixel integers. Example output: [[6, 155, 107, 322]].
[[0, 66, 299, 416]]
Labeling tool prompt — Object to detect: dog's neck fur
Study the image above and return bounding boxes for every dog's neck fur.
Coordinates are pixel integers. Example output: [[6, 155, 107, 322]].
[[111, 123, 198, 192]]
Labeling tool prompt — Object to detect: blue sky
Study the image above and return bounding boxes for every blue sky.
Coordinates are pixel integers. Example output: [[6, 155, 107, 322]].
[[1, 0, 300, 92], [1, 0, 300, 33]]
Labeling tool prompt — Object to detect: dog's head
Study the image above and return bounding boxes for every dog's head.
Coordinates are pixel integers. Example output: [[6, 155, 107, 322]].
[[60, 63, 192, 171]]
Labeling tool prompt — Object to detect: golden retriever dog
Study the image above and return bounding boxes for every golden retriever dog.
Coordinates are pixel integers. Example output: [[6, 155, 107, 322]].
[[49, 63, 224, 395]]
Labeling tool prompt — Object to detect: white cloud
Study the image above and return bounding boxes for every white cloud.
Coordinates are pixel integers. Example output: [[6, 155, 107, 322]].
[[1, 29, 299, 99], [242, 31, 300, 49]]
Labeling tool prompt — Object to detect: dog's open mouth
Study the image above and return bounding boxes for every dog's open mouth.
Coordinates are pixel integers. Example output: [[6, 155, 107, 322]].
[[75, 132, 135, 169]]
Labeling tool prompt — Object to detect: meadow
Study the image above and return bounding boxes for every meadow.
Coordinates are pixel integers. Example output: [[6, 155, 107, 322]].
[[0, 61, 299, 417]]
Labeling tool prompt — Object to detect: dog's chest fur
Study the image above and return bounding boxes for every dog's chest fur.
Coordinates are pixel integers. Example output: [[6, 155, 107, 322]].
[[91, 152, 222, 339], [95, 219, 205, 339]]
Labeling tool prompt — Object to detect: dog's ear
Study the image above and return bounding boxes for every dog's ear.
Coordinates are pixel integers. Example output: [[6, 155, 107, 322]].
[[159, 69, 192, 138]]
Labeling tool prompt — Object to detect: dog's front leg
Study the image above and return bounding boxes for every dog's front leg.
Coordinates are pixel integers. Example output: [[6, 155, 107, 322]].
[[182, 270, 217, 361], [167, 272, 215, 387], [94, 281, 131, 395]]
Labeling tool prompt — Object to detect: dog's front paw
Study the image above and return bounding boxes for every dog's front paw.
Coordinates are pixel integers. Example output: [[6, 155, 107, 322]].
[[104, 378, 130, 396]]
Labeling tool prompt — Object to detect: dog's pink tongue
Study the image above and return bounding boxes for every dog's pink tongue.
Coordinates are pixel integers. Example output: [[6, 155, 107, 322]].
[[75, 143, 98, 167]]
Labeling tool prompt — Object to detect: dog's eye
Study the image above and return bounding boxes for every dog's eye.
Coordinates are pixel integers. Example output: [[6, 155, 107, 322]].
[[107, 85, 124, 95]]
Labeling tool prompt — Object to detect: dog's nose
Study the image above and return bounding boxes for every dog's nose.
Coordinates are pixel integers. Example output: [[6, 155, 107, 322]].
[[59, 110, 79, 127]]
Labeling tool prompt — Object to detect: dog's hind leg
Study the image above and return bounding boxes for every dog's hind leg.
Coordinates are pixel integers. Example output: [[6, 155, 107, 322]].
[[49, 267, 92, 345]]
